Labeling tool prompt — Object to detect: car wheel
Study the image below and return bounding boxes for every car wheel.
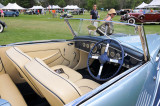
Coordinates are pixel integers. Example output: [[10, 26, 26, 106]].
[[128, 18, 135, 24], [0, 24, 4, 33], [139, 16, 144, 20]]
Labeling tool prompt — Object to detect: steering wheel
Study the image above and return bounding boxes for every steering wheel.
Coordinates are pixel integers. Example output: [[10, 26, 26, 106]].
[[87, 39, 124, 81]]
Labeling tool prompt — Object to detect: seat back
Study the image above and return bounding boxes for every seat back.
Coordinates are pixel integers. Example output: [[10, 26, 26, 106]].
[[6, 47, 43, 97], [24, 58, 82, 105]]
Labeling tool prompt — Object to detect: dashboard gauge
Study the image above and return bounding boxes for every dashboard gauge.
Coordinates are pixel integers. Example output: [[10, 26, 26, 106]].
[[110, 51, 115, 58], [101, 47, 109, 55], [116, 53, 121, 59], [86, 44, 90, 49], [97, 44, 102, 49], [90, 43, 97, 53], [82, 43, 85, 47], [90, 43, 95, 50]]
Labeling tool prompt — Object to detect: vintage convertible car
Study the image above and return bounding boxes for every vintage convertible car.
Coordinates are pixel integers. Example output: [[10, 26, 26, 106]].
[[121, 12, 160, 24], [0, 18, 160, 106]]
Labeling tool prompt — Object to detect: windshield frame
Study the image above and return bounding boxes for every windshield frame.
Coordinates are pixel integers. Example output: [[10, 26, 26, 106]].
[[64, 18, 150, 61]]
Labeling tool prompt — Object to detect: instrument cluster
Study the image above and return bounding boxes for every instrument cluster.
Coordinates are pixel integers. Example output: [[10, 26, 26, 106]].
[[75, 40, 141, 68]]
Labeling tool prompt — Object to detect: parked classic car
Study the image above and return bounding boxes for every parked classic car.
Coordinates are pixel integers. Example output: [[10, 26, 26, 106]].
[[0, 20, 7, 33], [24, 10, 34, 15], [121, 12, 160, 24], [0, 18, 160, 106], [1, 10, 19, 17], [72, 9, 83, 15], [60, 14, 73, 18], [117, 9, 131, 15]]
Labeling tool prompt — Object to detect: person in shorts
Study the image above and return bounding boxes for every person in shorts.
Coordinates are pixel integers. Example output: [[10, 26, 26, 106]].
[[1, 9, 4, 18], [90, 5, 99, 35]]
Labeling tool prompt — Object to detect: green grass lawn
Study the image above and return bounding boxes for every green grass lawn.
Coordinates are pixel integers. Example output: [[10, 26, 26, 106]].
[[0, 11, 159, 45]]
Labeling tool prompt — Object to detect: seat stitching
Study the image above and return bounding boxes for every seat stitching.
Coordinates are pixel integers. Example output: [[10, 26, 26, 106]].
[[6, 52, 43, 97], [35, 58, 81, 96], [61, 73, 69, 79], [24, 66, 65, 105], [79, 86, 93, 90], [13, 46, 32, 61]]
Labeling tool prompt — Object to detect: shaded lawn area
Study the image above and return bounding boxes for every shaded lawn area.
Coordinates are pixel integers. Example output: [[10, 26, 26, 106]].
[[0, 11, 159, 45]]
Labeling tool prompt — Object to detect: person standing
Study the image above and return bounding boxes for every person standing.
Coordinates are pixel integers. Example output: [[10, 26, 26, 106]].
[[1, 9, 4, 18], [103, 8, 116, 35], [90, 5, 98, 20], [90, 5, 99, 35], [104, 8, 116, 21]]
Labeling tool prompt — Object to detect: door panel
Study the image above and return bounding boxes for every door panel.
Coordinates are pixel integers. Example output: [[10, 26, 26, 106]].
[[26, 49, 60, 59]]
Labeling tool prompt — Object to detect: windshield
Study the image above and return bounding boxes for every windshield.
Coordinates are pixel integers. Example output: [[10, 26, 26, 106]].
[[66, 18, 142, 51]]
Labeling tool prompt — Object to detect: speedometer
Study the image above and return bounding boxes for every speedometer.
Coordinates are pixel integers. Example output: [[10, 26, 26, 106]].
[[90, 43, 97, 53]]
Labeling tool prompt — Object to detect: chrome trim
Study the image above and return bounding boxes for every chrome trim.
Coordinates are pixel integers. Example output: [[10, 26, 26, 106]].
[[138, 25, 150, 61]]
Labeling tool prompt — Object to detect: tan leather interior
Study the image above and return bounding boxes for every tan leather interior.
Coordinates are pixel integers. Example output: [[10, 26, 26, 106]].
[[0, 41, 89, 84], [50, 65, 82, 82], [6, 46, 86, 97], [0, 74, 27, 106], [24, 58, 100, 106], [6, 47, 44, 97], [17, 41, 80, 68]]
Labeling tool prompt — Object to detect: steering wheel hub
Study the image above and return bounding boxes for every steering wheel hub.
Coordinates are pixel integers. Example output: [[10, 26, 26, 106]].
[[98, 54, 108, 64]]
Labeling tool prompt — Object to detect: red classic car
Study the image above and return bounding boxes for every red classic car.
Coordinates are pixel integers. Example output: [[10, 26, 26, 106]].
[[120, 12, 160, 24]]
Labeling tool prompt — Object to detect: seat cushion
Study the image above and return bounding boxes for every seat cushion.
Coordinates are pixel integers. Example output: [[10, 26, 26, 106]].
[[0, 74, 27, 106], [50, 65, 83, 82], [24, 58, 82, 105], [75, 79, 100, 95]]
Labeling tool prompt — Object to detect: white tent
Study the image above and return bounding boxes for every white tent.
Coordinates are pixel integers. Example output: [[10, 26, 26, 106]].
[[145, 0, 160, 8], [136, 2, 148, 8], [30, 6, 44, 9], [47, 5, 61, 9], [63, 5, 80, 9], [2, 3, 24, 10], [0, 3, 4, 8]]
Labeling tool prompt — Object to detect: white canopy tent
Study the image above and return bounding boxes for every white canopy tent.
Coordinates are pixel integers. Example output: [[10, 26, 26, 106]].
[[0, 3, 4, 8], [47, 5, 61, 9], [63, 5, 80, 9], [30, 6, 44, 10], [136, 2, 148, 9], [145, 0, 160, 8], [2, 3, 24, 10]]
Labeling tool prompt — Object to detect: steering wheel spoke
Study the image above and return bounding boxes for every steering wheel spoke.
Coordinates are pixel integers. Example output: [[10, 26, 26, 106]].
[[97, 64, 104, 78], [104, 43, 110, 54], [109, 58, 122, 64], [91, 55, 99, 59]]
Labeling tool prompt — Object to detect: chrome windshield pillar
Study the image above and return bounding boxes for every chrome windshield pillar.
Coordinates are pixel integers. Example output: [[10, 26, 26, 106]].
[[138, 25, 150, 61]]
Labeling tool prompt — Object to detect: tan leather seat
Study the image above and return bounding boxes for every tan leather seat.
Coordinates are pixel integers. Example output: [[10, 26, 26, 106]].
[[0, 74, 27, 106], [6, 47, 83, 97], [24, 58, 100, 106], [50, 65, 82, 82], [6, 47, 44, 97]]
